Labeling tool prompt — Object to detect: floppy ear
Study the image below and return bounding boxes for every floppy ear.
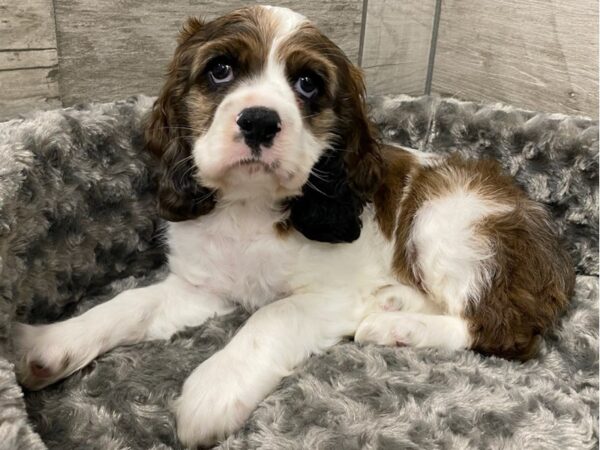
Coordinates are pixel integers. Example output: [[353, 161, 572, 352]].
[[340, 63, 383, 200], [289, 150, 363, 243], [289, 52, 383, 243], [145, 17, 216, 222]]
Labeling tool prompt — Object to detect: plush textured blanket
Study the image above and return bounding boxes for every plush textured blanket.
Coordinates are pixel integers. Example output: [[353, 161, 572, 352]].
[[0, 95, 597, 450]]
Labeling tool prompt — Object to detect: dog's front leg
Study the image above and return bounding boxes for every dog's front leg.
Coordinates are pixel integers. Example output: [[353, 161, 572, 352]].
[[14, 274, 234, 390], [175, 291, 363, 448]]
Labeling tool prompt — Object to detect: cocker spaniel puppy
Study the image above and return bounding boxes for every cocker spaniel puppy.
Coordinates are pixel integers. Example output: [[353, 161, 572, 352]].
[[15, 5, 574, 447]]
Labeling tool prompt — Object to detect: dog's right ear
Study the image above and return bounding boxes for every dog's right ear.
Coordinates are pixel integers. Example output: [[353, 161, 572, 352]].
[[145, 17, 216, 222]]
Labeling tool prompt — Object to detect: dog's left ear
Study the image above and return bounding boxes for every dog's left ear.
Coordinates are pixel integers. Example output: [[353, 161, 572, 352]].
[[289, 52, 383, 244], [338, 63, 383, 200]]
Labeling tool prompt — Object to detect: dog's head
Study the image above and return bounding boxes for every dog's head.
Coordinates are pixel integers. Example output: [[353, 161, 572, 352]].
[[146, 6, 382, 243]]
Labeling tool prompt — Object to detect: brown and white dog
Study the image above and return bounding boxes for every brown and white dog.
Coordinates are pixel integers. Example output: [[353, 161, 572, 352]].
[[15, 5, 575, 447]]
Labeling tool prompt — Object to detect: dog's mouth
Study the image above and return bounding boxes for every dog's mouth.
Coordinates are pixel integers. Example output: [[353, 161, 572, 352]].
[[215, 157, 299, 193], [234, 158, 280, 174]]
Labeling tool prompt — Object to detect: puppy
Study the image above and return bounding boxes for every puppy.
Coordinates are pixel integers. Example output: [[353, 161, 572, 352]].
[[15, 6, 575, 447]]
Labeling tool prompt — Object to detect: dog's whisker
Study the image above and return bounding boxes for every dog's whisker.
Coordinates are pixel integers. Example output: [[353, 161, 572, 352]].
[[304, 180, 331, 198]]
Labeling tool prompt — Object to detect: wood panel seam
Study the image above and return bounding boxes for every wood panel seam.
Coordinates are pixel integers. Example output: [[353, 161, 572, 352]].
[[0, 48, 56, 53], [50, 0, 63, 106], [424, 0, 442, 95], [361, 0, 437, 96], [430, 0, 598, 116], [357, 0, 369, 67], [0, 66, 57, 73]]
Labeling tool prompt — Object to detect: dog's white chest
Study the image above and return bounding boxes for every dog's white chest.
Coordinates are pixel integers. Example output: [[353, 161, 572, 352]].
[[166, 205, 294, 309]]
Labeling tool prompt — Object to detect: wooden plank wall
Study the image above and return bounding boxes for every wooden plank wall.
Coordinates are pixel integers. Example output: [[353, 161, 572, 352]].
[[0, 0, 598, 120], [361, 0, 436, 97], [0, 0, 61, 119], [52, 0, 363, 106], [431, 0, 599, 117]]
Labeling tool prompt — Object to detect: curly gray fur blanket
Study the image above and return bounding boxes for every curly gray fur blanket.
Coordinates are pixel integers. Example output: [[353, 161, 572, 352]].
[[0, 95, 597, 449]]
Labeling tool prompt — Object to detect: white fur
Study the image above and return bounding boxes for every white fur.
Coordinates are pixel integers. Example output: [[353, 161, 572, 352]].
[[354, 283, 470, 350], [355, 312, 471, 350], [409, 189, 511, 314], [13, 7, 514, 448], [262, 5, 307, 34]]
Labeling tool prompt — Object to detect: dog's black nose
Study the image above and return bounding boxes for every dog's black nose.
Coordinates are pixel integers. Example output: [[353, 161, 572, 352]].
[[236, 107, 281, 152]]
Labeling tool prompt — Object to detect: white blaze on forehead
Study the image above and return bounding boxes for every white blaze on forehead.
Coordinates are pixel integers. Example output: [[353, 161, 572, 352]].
[[260, 5, 307, 34], [262, 5, 307, 71], [238, 5, 307, 115], [258, 6, 306, 90]]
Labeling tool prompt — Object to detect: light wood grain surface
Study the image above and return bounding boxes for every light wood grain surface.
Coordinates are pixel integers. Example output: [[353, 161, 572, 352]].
[[0, 0, 57, 49], [0, 0, 61, 120], [431, 0, 599, 117], [0, 49, 57, 71], [0, 68, 60, 117], [53, 0, 363, 106], [361, 0, 436, 96], [1, 1, 598, 120]]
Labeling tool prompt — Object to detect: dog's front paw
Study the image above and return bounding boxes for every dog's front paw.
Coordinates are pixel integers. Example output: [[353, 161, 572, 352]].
[[13, 321, 100, 390], [174, 351, 268, 448]]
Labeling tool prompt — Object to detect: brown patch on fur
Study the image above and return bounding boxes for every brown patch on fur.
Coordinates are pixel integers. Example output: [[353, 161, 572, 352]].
[[276, 23, 383, 201], [277, 24, 339, 95], [467, 200, 575, 360], [275, 23, 339, 143], [377, 149, 575, 360], [373, 145, 417, 239], [373, 145, 425, 288], [273, 28, 341, 158], [274, 220, 292, 238]]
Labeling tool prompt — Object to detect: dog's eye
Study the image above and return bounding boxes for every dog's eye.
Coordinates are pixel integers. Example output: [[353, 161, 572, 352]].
[[207, 58, 234, 84], [294, 75, 319, 99]]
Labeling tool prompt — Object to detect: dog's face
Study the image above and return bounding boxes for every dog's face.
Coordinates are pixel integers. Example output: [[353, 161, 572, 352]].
[[146, 6, 382, 242]]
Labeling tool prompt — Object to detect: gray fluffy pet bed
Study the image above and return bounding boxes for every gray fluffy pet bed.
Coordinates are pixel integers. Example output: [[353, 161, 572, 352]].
[[0, 94, 597, 449]]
